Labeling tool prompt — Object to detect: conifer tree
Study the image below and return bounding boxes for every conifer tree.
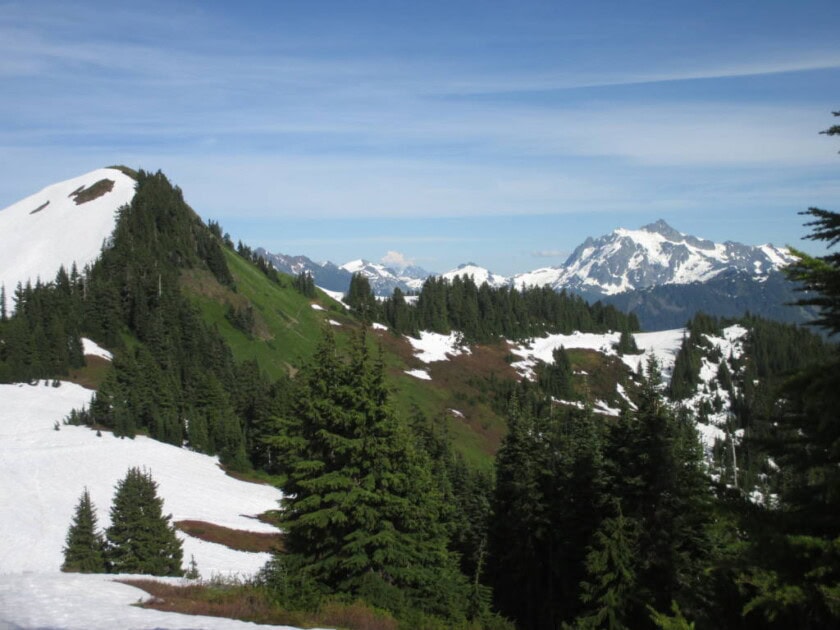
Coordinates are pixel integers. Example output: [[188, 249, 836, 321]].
[[105, 467, 183, 576], [62, 488, 106, 573], [269, 331, 466, 617], [345, 273, 378, 322], [603, 356, 713, 627], [577, 504, 640, 630], [738, 114, 840, 625]]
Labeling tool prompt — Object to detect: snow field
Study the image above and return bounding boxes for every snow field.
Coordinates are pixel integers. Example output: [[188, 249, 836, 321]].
[[0, 381, 282, 578], [508, 328, 686, 382], [0, 168, 136, 314], [406, 331, 470, 364], [404, 369, 431, 380], [0, 573, 311, 630], [81, 337, 113, 361]]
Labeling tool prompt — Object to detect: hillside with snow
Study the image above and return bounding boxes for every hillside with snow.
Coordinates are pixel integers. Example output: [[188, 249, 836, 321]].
[[0, 167, 136, 313], [0, 376, 297, 629]]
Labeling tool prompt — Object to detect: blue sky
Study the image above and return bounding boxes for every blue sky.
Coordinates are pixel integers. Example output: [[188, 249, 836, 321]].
[[2, 1, 839, 275]]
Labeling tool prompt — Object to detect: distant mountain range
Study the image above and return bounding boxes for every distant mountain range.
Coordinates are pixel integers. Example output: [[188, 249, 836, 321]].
[[255, 248, 431, 296], [257, 220, 810, 330], [0, 169, 811, 331]]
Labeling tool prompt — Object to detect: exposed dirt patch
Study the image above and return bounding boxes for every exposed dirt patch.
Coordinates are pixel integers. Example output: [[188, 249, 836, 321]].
[[65, 355, 112, 390], [566, 348, 635, 409], [70, 179, 115, 205], [175, 520, 283, 553], [120, 579, 399, 630]]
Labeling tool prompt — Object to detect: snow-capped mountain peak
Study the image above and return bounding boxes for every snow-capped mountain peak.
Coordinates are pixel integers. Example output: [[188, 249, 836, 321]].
[[518, 219, 798, 297], [441, 263, 509, 288], [341, 259, 398, 280], [0, 167, 137, 313]]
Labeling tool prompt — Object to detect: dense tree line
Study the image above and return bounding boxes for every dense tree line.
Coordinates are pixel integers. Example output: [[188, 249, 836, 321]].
[[348, 272, 639, 343], [487, 358, 714, 629]]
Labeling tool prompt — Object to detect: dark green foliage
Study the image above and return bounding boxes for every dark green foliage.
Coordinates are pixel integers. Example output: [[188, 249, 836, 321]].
[[62, 488, 106, 573], [669, 333, 702, 400], [537, 345, 575, 399], [487, 395, 609, 628], [381, 276, 638, 344], [345, 273, 378, 322], [615, 329, 640, 355], [599, 358, 713, 628], [577, 504, 640, 630], [381, 287, 416, 335], [268, 331, 470, 620], [105, 467, 183, 576], [0, 268, 86, 383], [292, 271, 316, 298], [225, 303, 256, 337], [729, 113, 840, 628], [0, 169, 293, 478]]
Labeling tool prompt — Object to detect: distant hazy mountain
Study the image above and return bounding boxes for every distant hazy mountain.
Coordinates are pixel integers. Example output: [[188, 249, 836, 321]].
[[256, 220, 810, 330], [509, 219, 807, 330], [440, 263, 509, 288], [255, 248, 353, 293], [256, 249, 432, 295], [512, 219, 796, 295]]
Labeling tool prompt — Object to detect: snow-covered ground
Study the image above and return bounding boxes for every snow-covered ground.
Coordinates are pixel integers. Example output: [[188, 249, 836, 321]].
[[508, 328, 686, 381], [680, 325, 749, 452], [81, 337, 113, 361], [0, 168, 136, 314], [404, 368, 432, 380], [406, 331, 470, 364], [619, 329, 688, 379], [0, 380, 298, 629], [317, 286, 350, 309], [0, 573, 307, 630]]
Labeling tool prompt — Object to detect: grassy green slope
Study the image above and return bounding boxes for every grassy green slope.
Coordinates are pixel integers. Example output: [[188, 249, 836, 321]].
[[183, 249, 342, 378], [182, 247, 639, 469], [182, 248, 511, 468]]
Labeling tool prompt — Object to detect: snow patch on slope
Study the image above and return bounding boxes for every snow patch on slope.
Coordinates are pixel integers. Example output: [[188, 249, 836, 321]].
[[405, 368, 432, 380], [509, 328, 686, 382], [0, 168, 136, 314], [0, 381, 281, 578], [81, 337, 113, 361], [407, 331, 470, 363], [0, 573, 306, 630]]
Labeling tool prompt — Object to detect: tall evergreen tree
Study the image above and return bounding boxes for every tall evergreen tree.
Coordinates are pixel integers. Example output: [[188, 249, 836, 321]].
[[599, 357, 713, 628], [105, 467, 183, 576], [488, 393, 610, 628], [62, 488, 106, 573], [269, 331, 467, 618], [738, 114, 840, 626]]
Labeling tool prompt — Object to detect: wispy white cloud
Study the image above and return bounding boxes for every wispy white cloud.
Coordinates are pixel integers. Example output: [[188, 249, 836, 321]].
[[381, 250, 414, 269]]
